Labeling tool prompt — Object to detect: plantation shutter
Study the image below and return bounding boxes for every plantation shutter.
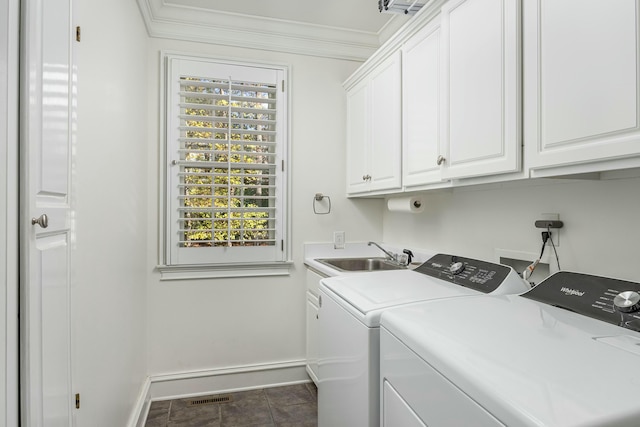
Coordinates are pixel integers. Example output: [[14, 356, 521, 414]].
[[166, 57, 287, 266]]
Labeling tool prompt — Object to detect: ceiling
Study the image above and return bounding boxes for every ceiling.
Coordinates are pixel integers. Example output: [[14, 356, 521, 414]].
[[164, 0, 400, 33], [137, 0, 421, 61]]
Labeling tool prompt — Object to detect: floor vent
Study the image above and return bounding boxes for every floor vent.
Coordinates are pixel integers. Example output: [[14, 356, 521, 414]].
[[187, 395, 232, 407]]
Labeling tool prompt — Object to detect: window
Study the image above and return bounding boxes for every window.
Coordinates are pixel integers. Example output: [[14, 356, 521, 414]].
[[161, 54, 290, 277]]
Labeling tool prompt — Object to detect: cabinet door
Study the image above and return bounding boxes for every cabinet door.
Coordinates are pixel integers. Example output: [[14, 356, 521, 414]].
[[440, 0, 520, 180], [346, 79, 370, 194], [305, 269, 324, 384], [369, 51, 402, 191], [402, 18, 443, 187], [306, 294, 319, 385], [524, 0, 640, 172]]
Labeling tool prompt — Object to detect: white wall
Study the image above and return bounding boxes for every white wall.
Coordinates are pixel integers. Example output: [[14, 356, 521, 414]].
[[0, 0, 18, 425], [145, 39, 384, 378], [383, 175, 640, 282], [73, 0, 149, 424]]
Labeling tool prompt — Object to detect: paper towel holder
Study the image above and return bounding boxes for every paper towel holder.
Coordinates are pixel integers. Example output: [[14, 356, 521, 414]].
[[387, 196, 425, 213], [313, 193, 331, 215]]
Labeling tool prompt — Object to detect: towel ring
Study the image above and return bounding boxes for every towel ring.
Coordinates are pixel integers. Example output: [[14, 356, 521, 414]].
[[313, 193, 331, 215]]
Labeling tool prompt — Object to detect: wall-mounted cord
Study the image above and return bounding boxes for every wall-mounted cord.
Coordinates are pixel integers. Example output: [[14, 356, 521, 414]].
[[522, 259, 539, 285], [546, 226, 561, 271], [523, 233, 547, 285], [540, 231, 551, 258], [522, 230, 561, 287]]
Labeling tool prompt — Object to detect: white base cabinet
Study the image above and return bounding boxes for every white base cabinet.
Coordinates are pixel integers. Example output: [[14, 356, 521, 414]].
[[524, 0, 640, 175], [305, 268, 325, 384]]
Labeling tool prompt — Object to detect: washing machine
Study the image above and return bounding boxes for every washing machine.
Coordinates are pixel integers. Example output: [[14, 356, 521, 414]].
[[317, 253, 529, 427], [380, 270, 640, 426]]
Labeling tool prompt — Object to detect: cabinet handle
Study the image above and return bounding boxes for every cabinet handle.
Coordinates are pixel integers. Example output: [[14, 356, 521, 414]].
[[31, 214, 49, 228], [362, 175, 367, 181], [436, 155, 446, 166]]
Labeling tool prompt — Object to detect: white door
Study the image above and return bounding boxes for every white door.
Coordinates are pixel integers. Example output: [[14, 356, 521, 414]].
[[21, 0, 74, 425], [440, 0, 520, 180], [1, 0, 20, 425]]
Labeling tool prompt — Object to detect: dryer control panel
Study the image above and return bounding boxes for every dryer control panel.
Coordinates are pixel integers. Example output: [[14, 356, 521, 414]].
[[523, 271, 640, 332], [414, 254, 511, 293]]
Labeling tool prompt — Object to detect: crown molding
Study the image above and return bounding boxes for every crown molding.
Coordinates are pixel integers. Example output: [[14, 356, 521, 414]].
[[343, 0, 447, 89], [137, 0, 397, 61]]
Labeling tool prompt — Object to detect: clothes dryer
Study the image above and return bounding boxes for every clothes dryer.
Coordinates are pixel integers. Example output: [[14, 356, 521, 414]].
[[380, 271, 640, 426], [317, 253, 528, 427]]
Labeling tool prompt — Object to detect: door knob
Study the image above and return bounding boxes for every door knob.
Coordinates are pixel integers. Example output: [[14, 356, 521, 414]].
[[31, 214, 48, 229], [436, 155, 446, 165]]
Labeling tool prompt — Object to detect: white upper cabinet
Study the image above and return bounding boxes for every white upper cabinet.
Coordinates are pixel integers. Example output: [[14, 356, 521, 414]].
[[402, 17, 443, 187], [346, 51, 402, 195], [346, 79, 370, 194], [524, 0, 640, 175], [439, 0, 521, 180], [370, 52, 403, 191]]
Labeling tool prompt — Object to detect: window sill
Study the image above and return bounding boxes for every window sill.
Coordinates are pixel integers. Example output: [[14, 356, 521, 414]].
[[156, 262, 293, 281]]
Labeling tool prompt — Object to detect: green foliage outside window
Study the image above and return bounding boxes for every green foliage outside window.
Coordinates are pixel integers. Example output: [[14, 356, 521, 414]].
[[180, 78, 275, 247]]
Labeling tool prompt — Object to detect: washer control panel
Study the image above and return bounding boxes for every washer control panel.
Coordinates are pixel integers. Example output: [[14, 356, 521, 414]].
[[414, 253, 511, 293], [523, 271, 640, 332]]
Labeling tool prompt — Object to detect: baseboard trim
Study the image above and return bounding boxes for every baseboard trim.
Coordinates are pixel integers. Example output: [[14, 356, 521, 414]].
[[128, 376, 152, 427], [132, 359, 309, 426]]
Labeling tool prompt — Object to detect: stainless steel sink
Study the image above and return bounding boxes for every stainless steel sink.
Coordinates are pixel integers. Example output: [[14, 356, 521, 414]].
[[317, 257, 406, 272]]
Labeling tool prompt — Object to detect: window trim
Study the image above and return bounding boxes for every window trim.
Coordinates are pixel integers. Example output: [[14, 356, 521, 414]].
[[156, 261, 294, 281], [157, 51, 292, 279]]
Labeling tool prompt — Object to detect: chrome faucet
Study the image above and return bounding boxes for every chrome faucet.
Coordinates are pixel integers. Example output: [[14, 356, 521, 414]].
[[368, 241, 399, 263]]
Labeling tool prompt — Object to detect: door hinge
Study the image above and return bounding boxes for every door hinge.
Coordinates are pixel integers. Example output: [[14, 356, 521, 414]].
[[76, 26, 81, 42], [281, 160, 285, 172], [281, 80, 285, 92], [75, 393, 80, 409], [281, 240, 284, 251]]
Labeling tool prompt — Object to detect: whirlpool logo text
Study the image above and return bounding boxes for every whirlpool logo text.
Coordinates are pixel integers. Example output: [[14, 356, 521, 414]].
[[561, 287, 585, 297]]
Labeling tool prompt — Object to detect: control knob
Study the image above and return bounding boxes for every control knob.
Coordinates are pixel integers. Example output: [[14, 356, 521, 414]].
[[449, 261, 465, 275], [613, 291, 640, 313]]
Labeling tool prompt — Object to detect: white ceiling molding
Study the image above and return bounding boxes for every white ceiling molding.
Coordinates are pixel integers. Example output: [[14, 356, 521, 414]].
[[136, 0, 403, 61]]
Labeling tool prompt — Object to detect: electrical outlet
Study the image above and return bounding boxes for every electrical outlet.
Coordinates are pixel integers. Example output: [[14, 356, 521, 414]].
[[333, 231, 345, 249], [538, 213, 560, 247]]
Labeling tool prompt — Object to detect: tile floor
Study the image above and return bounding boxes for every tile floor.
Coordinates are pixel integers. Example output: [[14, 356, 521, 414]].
[[144, 383, 318, 427]]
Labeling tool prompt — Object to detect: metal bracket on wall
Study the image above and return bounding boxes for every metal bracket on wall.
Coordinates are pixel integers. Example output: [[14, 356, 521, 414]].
[[534, 220, 563, 229]]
